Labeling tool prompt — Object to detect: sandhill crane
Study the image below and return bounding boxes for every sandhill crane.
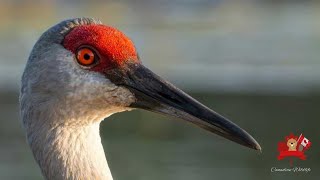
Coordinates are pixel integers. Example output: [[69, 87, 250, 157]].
[[20, 18, 261, 180]]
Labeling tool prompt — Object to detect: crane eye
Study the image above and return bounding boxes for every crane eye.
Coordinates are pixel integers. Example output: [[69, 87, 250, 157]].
[[76, 48, 96, 66]]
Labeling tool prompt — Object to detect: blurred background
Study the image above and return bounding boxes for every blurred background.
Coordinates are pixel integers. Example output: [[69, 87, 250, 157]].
[[0, 0, 320, 179]]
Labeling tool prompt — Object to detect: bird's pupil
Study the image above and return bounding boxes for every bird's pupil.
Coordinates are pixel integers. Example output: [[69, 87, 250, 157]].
[[84, 54, 91, 60]]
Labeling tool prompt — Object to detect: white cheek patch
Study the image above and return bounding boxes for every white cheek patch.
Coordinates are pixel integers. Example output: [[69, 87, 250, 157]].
[[54, 49, 136, 122]]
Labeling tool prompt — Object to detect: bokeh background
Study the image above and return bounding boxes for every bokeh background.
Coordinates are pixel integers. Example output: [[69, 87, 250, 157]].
[[1, 0, 320, 179]]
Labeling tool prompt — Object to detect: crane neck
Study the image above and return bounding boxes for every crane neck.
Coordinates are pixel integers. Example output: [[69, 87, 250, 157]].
[[27, 121, 113, 180]]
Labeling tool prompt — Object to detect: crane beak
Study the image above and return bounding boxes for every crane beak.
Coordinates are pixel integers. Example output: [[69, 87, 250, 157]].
[[105, 63, 261, 151]]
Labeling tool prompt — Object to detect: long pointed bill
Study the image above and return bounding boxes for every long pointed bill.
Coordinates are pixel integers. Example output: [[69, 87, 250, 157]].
[[105, 63, 261, 151]]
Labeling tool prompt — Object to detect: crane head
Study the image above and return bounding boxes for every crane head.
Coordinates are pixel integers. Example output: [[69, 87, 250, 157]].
[[21, 18, 260, 151]]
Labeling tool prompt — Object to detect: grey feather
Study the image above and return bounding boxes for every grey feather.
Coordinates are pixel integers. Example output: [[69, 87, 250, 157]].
[[20, 18, 134, 180]]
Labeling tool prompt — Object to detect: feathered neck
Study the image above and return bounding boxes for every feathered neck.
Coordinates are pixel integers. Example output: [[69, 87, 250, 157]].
[[27, 120, 113, 180]]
